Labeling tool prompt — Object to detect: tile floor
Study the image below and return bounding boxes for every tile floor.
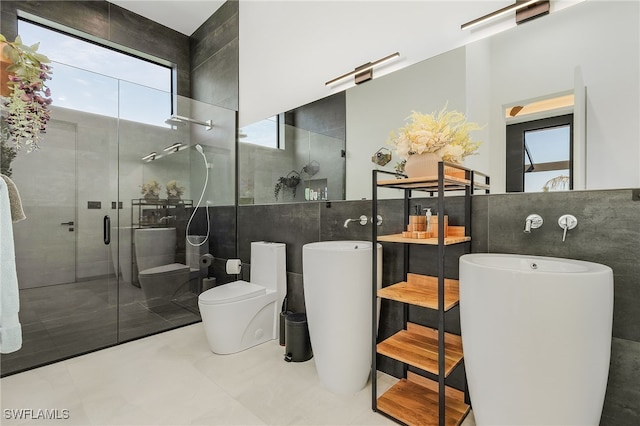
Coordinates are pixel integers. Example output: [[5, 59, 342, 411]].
[[1, 323, 475, 425], [1, 279, 201, 376]]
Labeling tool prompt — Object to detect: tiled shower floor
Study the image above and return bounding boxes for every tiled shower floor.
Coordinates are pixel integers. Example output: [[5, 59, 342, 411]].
[[0, 278, 201, 376]]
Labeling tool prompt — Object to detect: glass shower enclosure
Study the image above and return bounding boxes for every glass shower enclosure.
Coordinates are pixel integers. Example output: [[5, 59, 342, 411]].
[[0, 64, 235, 376]]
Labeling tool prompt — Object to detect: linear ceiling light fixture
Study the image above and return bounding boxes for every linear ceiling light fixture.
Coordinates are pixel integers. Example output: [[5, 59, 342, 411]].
[[141, 152, 157, 162], [163, 142, 183, 152], [461, 0, 549, 31], [325, 52, 400, 86]]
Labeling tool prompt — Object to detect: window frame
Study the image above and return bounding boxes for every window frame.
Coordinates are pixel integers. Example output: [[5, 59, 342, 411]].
[[505, 114, 574, 193]]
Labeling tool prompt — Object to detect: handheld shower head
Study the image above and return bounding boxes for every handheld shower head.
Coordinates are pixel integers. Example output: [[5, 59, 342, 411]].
[[187, 143, 211, 248]]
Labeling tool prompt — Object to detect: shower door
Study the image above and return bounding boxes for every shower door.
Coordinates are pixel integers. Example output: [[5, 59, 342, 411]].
[[0, 65, 121, 376]]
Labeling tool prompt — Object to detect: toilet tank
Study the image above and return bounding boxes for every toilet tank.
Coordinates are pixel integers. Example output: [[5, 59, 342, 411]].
[[250, 242, 286, 298], [134, 228, 177, 272]]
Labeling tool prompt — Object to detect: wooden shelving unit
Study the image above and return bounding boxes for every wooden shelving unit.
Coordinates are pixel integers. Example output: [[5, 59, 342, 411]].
[[378, 372, 470, 426], [371, 163, 489, 426], [377, 323, 464, 376], [378, 273, 460, 310], [377, 234, 471, 245]]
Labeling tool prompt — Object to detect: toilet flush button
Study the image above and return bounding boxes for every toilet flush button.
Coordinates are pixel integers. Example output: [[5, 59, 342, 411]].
[[255, 329, 264, 340]]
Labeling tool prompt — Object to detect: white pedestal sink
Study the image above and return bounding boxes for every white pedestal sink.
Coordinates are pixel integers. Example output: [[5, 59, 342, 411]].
[[302, 241, 382, 395], [459, 253, 613, 426]]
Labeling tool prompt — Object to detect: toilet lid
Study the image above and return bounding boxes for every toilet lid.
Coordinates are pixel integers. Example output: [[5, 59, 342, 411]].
[[198, 281, 266, 305], [139, 263, 189, 277]]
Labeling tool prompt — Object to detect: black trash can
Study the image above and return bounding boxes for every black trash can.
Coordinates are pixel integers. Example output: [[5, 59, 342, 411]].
[[284, 313, 313, 362]]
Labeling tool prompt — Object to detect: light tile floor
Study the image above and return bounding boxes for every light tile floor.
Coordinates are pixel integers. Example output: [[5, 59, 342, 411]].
[[1, 323, 476, 425]]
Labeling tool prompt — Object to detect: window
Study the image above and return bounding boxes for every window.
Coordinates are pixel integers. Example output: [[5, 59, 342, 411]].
[[17, 19, 172, 127], [506, 114, 573, 192], [239, 115, 283, 149]]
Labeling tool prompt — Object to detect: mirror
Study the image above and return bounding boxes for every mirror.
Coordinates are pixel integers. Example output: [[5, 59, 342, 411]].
[[238, 94, 346, 205], [239, 1, 639, 202]]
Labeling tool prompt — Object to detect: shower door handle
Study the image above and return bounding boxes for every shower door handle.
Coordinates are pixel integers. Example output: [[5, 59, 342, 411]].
[[103, 215, 111, 245], [61, 221, 75, 232]]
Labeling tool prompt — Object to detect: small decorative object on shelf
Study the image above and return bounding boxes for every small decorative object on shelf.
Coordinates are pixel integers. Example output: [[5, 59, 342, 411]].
[[274, 170, 301, 201], [301, 160, 320, 176], [387, 104, 482, 178], [140, 179, 161, 201], [1, 33, 53, 153], [166, 179, 185, 202]]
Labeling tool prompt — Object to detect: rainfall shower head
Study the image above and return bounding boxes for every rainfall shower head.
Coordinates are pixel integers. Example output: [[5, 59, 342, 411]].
[[165, 115, 213, 131]]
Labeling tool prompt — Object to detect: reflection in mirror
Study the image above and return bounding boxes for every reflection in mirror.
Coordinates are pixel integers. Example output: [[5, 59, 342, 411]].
[[238, 0, 638, 202], [506, 114, 573, 193], [239, 123, 345, 204], [239, 93, 346, 204]]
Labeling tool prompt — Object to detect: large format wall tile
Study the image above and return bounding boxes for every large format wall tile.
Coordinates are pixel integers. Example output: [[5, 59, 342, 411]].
[[189, 0, 238, 110], [602, 337, 640, 425], [237, 203, 320, 275], [1, 1, 110, 40], [484, 189, 640, 343], [1, 1, 191, 97]]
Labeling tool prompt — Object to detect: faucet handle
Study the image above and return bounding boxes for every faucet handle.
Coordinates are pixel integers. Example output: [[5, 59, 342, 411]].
[[558, 214, 577, 242]]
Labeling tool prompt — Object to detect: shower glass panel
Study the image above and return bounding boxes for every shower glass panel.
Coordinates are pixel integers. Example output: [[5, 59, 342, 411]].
[[1, 65, 120, 376], [116, 91, 236, 342], [1, 70, 236, 375]]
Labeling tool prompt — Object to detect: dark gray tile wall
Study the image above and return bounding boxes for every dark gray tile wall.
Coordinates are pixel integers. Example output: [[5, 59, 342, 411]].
[[285, 92, 346, 141], [189, 206, 237, 286], [189, 0, 238, 110], [238, 188, 640, 425], [1, 1, 191, 97]]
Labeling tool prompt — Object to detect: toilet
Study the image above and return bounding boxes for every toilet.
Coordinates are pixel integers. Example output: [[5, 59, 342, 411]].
[[199, 241, 286, 354], [134, 228, 207, 302]]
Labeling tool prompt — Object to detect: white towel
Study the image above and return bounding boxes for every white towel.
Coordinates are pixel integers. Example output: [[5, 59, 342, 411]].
[[0, 177, 22, 353], [0, 174, 26, 223]]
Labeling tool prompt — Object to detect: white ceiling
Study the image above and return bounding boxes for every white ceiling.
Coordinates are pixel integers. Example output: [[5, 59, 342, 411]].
[[107, 0, 586, 125], [109, 0, 226, 35]]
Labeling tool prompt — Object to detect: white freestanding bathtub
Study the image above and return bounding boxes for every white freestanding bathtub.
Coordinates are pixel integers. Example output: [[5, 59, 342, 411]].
[[459, 253, 613, 426], [303, 241, 382, 395]]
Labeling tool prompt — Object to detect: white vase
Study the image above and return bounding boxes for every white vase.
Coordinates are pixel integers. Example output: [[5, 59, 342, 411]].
[[403, 153, 441, 178]]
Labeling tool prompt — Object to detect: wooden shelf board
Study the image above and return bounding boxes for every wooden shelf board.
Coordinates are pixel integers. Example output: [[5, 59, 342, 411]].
[[378, 234, 471, 245], [378, 273, 459, 311], [377, 323, 464, 377], [377, 377, 470, 426], [377, 174, 471, 192]]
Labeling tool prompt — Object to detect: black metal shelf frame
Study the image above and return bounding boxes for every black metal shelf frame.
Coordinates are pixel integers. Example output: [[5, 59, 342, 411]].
[[371, 162, 489, 426]]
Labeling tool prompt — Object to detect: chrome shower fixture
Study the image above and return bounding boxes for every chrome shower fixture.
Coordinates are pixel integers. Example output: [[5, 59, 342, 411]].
[[163, 142, 183, 152], [141, 152, 157, 161], [165, 115, 213, 131]]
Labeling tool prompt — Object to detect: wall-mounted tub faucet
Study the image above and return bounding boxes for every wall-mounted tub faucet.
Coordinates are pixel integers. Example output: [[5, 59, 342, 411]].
[[344, 215, 368, 228], [524, 214, 543, 233], [558, 214, 578, 242]]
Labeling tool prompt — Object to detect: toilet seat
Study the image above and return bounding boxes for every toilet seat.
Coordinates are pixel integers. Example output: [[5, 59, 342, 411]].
[[139, 263, 189, 276], [199, 281, 266, 306]]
